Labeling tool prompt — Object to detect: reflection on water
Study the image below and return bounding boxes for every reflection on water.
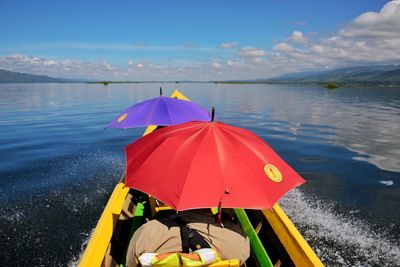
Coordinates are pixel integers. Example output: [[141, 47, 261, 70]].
[[0, 83, 399, 266], [250, 85, 400, 172]]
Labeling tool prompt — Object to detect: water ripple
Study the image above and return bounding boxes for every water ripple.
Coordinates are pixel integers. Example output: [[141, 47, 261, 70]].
[[0, 83, 399, 266]]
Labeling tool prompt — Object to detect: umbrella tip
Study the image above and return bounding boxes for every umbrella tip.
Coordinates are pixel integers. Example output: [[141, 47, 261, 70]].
[[211, 107, 215, 122], [160, 87, 163, 96]]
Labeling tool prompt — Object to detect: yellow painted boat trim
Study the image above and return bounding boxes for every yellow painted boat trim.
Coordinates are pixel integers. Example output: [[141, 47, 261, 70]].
[[209, 259, 240, 267], [79, 182, 130, 267], [170, 89, 190, 101], [79, 89, 188, 267], [263, 203, 324, 266]]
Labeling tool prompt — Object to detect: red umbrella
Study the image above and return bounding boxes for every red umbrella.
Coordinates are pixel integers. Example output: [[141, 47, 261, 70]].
[[125, 118, 305, 211]]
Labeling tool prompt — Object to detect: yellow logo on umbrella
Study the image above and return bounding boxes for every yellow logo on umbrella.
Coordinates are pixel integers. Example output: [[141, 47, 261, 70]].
[[264, 164, 282, 183], [117, 113, 128, 123]]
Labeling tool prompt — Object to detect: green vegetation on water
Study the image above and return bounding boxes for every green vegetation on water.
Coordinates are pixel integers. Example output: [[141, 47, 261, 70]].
[[325, 82, 339, 89]]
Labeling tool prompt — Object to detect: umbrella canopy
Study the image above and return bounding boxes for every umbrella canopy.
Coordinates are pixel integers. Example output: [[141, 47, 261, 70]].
[[125, 120, 305, 211], [106, 95, 210, 129]]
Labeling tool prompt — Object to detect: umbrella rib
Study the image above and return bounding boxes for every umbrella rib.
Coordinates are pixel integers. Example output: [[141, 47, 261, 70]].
[[138, 125, 206, 210], [161, 98, 173, 125], [130, 136, 172, 175], [175, 126, 210, 210], [224, 125, 304, 207], [146, 98, 161, 125], [212, 126, 229, 202], [127, 134, 186, 210], [222, 126, 269, 165], [178, 100, 202, 122], [219, 126, 276, 207]]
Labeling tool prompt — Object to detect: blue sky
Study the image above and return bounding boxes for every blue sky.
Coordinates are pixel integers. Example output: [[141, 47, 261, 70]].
[[0, 0, 399, 80]]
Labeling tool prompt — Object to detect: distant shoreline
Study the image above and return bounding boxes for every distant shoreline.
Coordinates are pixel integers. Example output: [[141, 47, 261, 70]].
[[1, 80, 399, 87], [2, 65, 400, 87], [86, 80, 400, 88]]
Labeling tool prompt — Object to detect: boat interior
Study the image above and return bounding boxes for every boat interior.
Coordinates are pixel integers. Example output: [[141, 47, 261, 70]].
[[101, 187, 296, 267]]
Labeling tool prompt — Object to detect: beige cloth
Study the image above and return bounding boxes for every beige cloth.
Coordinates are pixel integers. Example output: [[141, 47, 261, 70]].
[[125, 210, 250, 267]]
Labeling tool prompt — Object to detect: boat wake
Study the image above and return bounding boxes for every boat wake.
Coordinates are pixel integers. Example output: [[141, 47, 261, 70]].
[[68, 230, 92, 267], [280, 189, 400, 266], [0, 149, 125, 266]]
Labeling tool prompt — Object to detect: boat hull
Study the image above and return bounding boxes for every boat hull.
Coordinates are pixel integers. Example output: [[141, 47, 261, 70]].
[[79, 90, 323, 267]]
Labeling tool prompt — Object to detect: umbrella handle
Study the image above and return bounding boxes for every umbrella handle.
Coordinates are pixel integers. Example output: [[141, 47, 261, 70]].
[[160, 87, 163, 96], [211, 107, 215, 122]]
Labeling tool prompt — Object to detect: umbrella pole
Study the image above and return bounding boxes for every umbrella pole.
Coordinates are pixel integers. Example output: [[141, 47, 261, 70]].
[[217, 199, 224, 228], [217, 187, 230, 228]]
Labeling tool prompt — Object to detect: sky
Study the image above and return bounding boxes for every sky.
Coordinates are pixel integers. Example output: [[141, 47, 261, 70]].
[[0, 0, 399, 81]]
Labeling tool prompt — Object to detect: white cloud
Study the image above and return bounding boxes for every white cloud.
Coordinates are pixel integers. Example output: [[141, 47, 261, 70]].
[[1, 2, 400, 81], [128, 60, 147, 68], [211, 62, 222, 68], [273, 42, 294, 52], [226, 59, 244, 67], [309, 45, 324, 54], [0, 54, 122, 79], [238, 47, 267, 57], [253, 57, 263, 63], [44, 59, 57, 66], [270, 0, 400, 71], [288, 31, 308, 45], [0, 52, 321, 81], [226, 60, 235, 66], [339, 0, 400, 39], [220, 42, 239, 48]]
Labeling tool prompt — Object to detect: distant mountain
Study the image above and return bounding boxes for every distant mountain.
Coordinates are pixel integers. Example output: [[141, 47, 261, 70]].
[[266, 65, 400, 85], [0, 69, 76, 83]]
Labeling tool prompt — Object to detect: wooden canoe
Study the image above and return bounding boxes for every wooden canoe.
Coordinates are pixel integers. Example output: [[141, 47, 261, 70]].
[[79, 90, 324, 267]]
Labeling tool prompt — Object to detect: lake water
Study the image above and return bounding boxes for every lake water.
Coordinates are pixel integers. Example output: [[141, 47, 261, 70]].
[[0, 83, 399, 266]]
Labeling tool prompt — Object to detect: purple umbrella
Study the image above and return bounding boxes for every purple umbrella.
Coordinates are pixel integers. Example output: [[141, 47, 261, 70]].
[[106, 92, 210, 129]]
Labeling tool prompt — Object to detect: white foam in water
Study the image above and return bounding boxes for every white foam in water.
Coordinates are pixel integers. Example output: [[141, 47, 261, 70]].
[[379, 180, 394, 186], [279, 189, 400, 266], [67, 230, 92, 267], [66, 152, 124, 266], [1, 210, 24, 224]]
